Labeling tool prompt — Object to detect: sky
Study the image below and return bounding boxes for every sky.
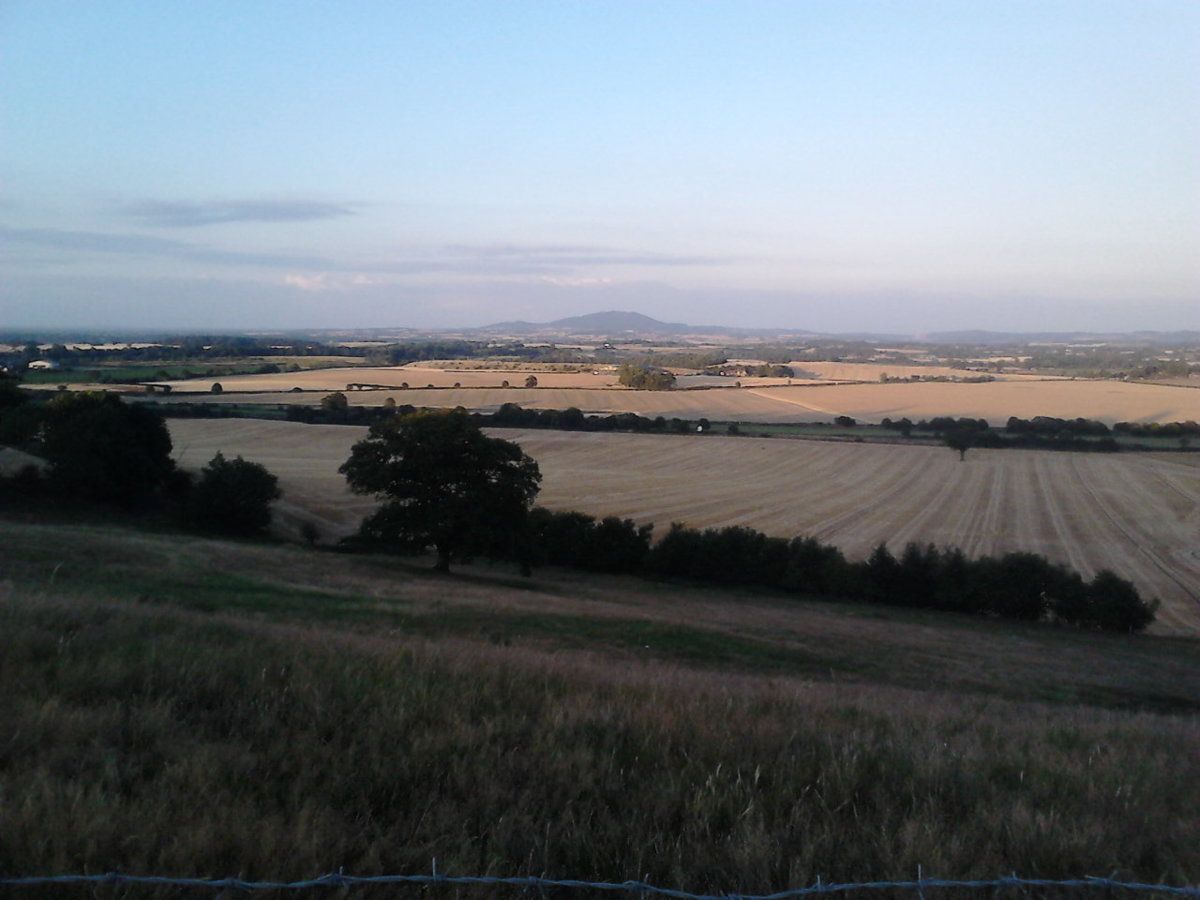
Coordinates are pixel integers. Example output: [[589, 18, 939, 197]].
[[1, 0, 1197, 334]]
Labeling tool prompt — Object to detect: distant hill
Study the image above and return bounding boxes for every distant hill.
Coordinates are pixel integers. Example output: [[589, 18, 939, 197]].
[[485, 310, 690, 335]]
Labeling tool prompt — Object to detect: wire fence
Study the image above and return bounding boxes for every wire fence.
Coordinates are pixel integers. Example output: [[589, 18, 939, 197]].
[[2, 867, 1199, 897]]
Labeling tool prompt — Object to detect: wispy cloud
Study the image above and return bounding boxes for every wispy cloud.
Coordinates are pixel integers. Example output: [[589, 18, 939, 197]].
[[0, 225, 338, 269], [283, 272, 393, 291], [0, 226, 729, 280], [440, 243, 724, 267], [120, 198, 357, 227]]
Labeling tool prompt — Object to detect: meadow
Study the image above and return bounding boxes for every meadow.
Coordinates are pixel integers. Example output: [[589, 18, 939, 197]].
[[166, 419, 1200, 636], [2, 519, 1198, 897]]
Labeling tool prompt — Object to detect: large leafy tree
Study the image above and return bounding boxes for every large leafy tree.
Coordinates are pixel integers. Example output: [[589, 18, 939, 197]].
[[38, 392, 176, 505], [340, 409, 541, 572]]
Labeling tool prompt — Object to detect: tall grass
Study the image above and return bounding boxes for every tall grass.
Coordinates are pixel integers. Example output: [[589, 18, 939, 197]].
[[2, 586, 1197, 899]]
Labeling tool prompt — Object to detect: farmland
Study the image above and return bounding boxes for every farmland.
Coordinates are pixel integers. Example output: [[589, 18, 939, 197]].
[[140, 377, 1200, 425], [167, 419, 1200, 636], [147, 359, 1056, 393]]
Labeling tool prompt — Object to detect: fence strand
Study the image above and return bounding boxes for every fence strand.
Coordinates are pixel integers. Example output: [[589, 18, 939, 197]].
[[1, 869, 1198, 897]]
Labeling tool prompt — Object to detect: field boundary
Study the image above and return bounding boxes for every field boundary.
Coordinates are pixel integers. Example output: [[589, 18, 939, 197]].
[[3, 868, 1199, 897]]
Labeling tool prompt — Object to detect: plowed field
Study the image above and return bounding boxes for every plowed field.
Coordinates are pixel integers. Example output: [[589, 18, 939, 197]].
[[168, 419, 1200, 636]]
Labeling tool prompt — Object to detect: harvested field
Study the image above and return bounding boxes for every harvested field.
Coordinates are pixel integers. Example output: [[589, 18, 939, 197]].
[[747, 380, 1200, 424], [153, 378, 1200, 425], [168, 419, 1200, 636], [147, 361, 1054, 393], [783, 361, 1055, 382], [157, 364, 624, 392]]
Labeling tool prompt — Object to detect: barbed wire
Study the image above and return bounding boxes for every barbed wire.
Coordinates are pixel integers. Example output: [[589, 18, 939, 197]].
[[2, 867, 1198, 897]]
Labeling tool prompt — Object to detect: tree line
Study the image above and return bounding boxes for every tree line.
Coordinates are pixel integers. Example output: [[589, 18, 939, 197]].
[[522, 511, 1156, 632]]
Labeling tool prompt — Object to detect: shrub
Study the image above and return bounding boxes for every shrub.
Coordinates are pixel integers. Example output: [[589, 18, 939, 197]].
[[1081, 570, 1159, 633], [188, 452, 281, 536]]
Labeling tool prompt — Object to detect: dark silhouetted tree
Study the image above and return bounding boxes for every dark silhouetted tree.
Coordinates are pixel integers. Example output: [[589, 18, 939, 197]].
[[944, 430, 975, 461], [38, 392, 175, 506], [189, 452, 281, 536], [340, 410, 541, 573]]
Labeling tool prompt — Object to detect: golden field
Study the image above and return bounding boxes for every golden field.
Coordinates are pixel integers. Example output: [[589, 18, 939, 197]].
[[152, 378, 1200, 425], [168, 419, 1200, 636], [149, 360, 1052, 393], [159, 363, 625, 392], [784, 361, 1056, 381]]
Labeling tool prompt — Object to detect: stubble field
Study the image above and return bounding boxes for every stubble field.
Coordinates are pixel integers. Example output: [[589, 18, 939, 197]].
[[159, 364, 626, 392], [146, 378, 1200, 425], [168, 419, 1200, 635]]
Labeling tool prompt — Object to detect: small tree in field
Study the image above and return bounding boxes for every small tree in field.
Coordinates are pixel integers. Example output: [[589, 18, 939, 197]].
[[189, 452, 281, 536], [524, 375, 538, 388], [321, 391, 349, 413], [210, 382, 223, 394], [944, 430, 974, 461], [340, 409, 542, 572]]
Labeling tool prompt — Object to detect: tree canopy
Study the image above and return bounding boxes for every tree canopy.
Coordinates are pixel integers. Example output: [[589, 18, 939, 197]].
[[38, 392, 176, 505], [617, 363, 676, 390], [340, 409, 541, 571], [188, 452, 281, 536]]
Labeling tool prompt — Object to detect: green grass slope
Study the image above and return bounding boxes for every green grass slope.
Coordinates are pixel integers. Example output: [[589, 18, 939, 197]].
[[1, 520, 1197, 896]]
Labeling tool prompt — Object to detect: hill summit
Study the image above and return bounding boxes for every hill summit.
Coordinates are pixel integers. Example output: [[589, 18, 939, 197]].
[[485, 310, 689, 335]]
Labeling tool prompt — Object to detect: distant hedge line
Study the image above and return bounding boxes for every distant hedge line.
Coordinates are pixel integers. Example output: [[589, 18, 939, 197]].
[[522, 510, 1157, 633]]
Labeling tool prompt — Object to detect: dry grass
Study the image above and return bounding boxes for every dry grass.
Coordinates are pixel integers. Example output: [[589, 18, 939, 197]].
[[1, 518, 1198, 896], [166, 420, 1200, 636]]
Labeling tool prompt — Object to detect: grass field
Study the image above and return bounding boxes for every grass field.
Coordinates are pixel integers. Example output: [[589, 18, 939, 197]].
[[145, 378, 1200, 426], [2, 518, 1197, 895], [166, 420, 1200, 636]]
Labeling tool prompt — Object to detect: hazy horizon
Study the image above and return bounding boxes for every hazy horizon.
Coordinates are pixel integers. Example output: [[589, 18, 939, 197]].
[[3, 1, 1197, 332]]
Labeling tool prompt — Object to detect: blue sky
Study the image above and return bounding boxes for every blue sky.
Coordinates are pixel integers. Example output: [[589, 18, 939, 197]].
[[1, 0, 1197, 332]]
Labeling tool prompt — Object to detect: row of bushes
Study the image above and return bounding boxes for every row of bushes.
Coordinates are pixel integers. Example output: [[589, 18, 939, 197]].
[[1114, 420, 1200, 438], [880, 416, 1123, 453], [1005, 415, 1112, 436], [525, 510, 1157, 632], [491, 403, 715, 433]]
